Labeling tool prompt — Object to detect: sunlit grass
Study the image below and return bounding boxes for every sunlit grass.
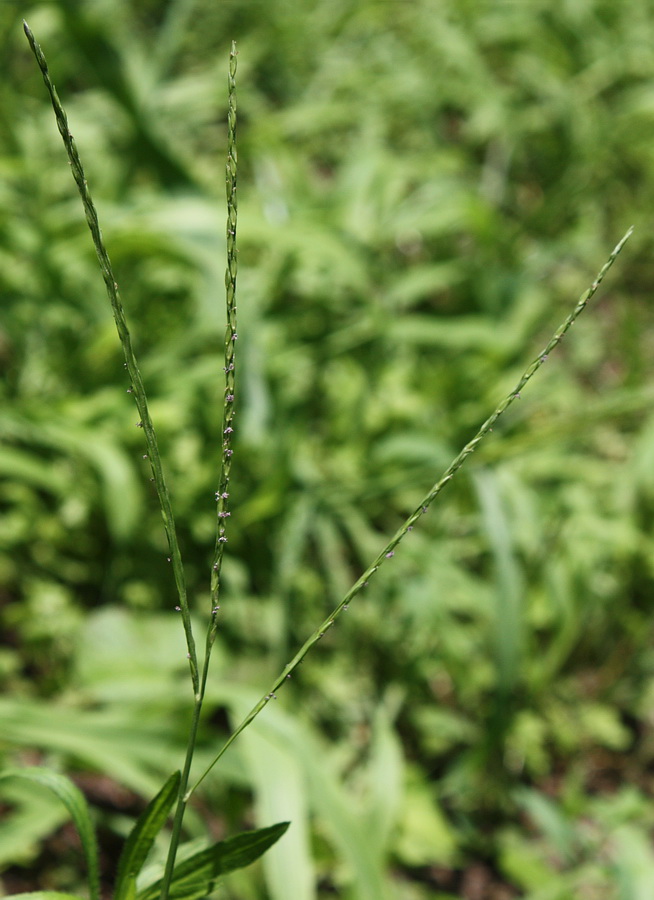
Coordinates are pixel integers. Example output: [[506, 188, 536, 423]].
[[2, 2, 653, 898]]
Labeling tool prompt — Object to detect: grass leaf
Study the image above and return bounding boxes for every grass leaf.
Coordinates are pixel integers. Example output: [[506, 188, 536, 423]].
[[136, 822, 290, 900], [0, 768, 100, 900], [114, 771, 181, 900]]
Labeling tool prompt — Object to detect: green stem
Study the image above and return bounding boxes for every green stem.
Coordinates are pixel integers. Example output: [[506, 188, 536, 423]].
[[188, 226, 633, 796], [157, 41, 238, 900], [23, 20, 199, 693], [158, 695, 203, 900]]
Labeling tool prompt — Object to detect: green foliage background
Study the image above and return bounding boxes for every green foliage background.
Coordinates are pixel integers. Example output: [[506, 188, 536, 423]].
[[2, 1, 654, 897]]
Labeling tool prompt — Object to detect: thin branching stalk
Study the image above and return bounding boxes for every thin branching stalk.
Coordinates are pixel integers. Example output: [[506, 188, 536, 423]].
[[188, 225, 633, 796], [23, 21, 200, 694]]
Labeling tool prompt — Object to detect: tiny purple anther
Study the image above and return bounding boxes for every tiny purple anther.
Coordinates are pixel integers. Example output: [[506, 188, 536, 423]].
[[226, 394, 234, 401], [219, 536, 228, 543], [224, 426, 234, 434], [386, 551, 395, 558], [218, 511, 231, 518]]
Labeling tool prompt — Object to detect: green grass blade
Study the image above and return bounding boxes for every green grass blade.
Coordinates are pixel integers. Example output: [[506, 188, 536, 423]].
[[233, 691, 392, 900], [22, 20, 199, 694], [114, 771, 181, 900], [1, 894, 88, 900], [189, 226, 633, 795], [0, 768, 101, 900], [136, 822, 290, 900], [476, 469, 523, 696]]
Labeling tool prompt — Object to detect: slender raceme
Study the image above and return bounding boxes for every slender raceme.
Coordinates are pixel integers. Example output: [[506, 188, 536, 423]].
[[23, 20, 199, 695], [204, 39, 238, 675], [188, 225, 633, 796], [159, 39, 239, 900]]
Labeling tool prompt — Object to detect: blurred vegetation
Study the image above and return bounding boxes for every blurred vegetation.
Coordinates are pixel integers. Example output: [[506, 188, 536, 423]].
[[1, 0, 654, 897]]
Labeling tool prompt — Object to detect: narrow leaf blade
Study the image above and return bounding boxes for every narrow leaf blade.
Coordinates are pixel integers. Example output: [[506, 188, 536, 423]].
[[114, 771, 181, 900], [1, 894, 87, 900], [137, 822, 290, 900], [0, 768, 100, 900]]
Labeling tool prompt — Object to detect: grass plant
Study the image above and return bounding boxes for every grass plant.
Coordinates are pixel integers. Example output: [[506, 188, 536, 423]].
[[0, 6, 643, 899]]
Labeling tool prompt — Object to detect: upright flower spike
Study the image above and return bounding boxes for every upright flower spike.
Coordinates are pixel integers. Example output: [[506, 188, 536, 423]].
[[208, 41, 238, 629], [157, 40, 240, 900]]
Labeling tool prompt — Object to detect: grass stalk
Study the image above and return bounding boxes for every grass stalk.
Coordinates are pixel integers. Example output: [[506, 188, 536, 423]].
[[159, 41, 239, 900], [23, 20, 200, 694], [188, 224, 633, 796]]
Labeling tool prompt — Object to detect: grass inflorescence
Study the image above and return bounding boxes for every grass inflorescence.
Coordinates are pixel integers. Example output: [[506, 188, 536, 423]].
[[11, 14, 635, 900]]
